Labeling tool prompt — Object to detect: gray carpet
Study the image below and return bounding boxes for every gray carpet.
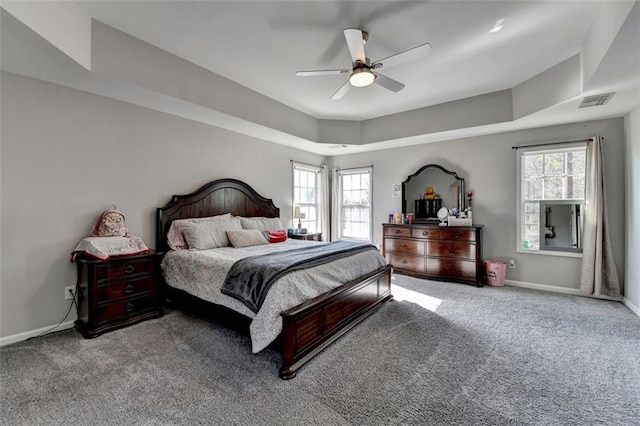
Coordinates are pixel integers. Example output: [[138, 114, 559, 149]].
[[2, 274, 639, 425]]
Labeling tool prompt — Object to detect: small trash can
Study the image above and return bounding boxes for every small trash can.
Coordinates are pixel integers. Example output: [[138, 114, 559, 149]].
[[484, 260, 506, 287]]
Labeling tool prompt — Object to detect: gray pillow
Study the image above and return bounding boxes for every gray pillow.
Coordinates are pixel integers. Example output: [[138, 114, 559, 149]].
[[226, 230, 269, 248], [181, 218, 242, 250], [239, 216, 284, 231]]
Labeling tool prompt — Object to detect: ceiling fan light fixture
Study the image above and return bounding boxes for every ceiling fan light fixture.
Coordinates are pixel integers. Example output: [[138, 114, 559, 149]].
[[349, 68, 376, 87]]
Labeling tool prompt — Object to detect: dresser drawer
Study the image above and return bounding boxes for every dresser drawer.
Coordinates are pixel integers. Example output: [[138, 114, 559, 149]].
[[385, 253, 426, 274], [95, 257, 155, 281], [426, 241, 476, 259], [384, 226, 411, 238], [96, 275, 157, 302], [385, 238, 425, 255], [426, 258, 477, 280], [411, 227, 438, 240], [440, 229, 476, 242], [97, 294, 159, 325]]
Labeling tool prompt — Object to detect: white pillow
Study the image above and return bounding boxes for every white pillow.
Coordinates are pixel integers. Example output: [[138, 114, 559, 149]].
[[181, 217, 242, 250], [239, 216, 284, 232], [167, 213, 233, 250], [226, 230, 269, 248]]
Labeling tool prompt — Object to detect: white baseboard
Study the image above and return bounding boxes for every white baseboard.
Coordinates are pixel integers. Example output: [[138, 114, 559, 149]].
[[505, 280, 640, 318], [0, 320, 75, 347], [504, 279, 582, 295], [623, 297, 640, 317]]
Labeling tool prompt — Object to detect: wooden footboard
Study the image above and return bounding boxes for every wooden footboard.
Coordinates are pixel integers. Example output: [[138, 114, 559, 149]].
[[279, 264, 393, 379]]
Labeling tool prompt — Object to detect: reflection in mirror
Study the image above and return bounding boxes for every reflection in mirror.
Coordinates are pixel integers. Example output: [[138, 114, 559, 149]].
[[539, 200, 583, 253], [402, 165, 464, 221]]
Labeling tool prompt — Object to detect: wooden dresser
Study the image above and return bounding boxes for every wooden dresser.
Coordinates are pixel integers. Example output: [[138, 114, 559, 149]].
[[382, 223, 483, 286], [74, 251, 164, 338]]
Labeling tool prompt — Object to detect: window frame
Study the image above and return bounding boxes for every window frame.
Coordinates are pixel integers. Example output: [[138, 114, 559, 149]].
[[516, 143, 586, 258], [335, 166, 373, 242], [292, 162, 322, 234]]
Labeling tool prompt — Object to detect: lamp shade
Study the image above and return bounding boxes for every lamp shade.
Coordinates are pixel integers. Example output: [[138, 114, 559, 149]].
[[293, 206, 306, 219]]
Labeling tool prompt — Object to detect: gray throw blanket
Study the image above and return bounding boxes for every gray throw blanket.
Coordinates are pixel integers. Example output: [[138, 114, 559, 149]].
[[221, 240, 377, 313]]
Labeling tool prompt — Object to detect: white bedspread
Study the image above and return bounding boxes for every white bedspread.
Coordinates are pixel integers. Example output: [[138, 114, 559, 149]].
[[161, 240, 387, 352]]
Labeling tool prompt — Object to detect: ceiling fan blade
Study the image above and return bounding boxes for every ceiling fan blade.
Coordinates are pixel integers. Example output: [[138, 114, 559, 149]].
[[331, 80, 351, 100], [296, 69, 350, 77], [374, 73, 405, 92], [372, 42, 432, 70], [343, 28, 366, 64]]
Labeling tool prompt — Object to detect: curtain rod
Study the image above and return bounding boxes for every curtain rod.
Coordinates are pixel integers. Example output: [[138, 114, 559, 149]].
[[511, 138, 592, 150], [333, 165, 374, 173], [290, 159, 325, 170]]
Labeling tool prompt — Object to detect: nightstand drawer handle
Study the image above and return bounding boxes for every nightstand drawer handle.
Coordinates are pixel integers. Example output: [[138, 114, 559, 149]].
[[401, 244, 408, 249], [124, 284, 135, 294], [402, 259, 408, 264], [395, 230, 401, 234], [124, 265, 135, 274], [422, 231, 429, 236], [125, 303, 135, 313], [447, 264, 454, 270], [447, 247, 455, 253], [455, 232, 463, 238]]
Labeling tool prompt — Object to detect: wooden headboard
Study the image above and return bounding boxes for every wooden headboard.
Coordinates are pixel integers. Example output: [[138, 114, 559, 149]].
[[156, 178, 280, 253]]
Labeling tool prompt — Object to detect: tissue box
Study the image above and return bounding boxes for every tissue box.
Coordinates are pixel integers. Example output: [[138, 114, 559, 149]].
[[448, 217, 472, 226]]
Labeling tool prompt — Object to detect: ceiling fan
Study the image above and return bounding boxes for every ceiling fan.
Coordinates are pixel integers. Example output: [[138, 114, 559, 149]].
[[296, 29, 432, 100]]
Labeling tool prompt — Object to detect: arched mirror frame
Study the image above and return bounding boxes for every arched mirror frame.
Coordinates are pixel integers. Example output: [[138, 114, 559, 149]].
[[402, 164, 465, 219]]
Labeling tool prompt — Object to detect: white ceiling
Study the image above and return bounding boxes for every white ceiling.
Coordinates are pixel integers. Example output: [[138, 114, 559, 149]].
[[76, 0, 603, 121], [2, 1, 639, 155]]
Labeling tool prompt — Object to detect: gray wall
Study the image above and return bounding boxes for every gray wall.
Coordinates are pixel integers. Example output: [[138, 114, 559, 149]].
[[0, 72, 323, 337], [0, 69, 633, 340], [624, 105, 640, 312], [328, 118, 626, 290]]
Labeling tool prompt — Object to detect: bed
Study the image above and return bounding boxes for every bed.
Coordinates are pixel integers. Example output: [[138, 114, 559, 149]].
[[156, 178, 393, 379]]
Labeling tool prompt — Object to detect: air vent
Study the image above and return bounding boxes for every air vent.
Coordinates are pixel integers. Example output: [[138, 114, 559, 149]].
[[579, 93, 615, 108]]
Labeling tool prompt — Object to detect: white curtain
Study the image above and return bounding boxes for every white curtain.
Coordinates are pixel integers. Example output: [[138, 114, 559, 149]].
[[579, 135, 621, 297], [330, 169, 340, 241], [318, 165, 330, 241]]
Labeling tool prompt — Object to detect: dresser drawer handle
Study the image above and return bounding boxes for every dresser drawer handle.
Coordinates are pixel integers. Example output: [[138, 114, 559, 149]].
[[447, 264, 454, 270], [422, 231, 429, 236], [455, 232, 462, 238], [395, 230, 401, 234], [125, 303, 135, 313], [447, 247, 455, 253], [124, 284, 135, 294], [124, 265, 135, 274], [402, 244, 408, 249], [402, 259, 408, 264]]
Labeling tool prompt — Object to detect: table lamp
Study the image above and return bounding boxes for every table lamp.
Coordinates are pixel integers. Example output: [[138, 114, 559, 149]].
[[293, 206, 306, 233]]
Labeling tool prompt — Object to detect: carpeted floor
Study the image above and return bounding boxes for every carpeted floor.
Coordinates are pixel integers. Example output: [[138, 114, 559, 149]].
[[2, 274, 639, 425]]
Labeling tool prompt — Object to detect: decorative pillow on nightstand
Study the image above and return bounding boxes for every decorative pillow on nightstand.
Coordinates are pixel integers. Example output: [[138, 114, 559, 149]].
[[71, 236, 149, 261]]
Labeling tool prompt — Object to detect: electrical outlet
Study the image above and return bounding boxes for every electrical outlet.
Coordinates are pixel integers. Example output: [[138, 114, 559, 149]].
[[508, 258, 516, 269], [64, 285, 76, 300]]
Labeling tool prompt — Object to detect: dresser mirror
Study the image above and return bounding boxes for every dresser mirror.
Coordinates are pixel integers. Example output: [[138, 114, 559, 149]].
[[402, 164, 465, 221], [539, 200, 583, 253]]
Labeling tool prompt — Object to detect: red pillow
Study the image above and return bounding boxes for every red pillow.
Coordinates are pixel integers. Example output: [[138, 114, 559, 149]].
[[264, 229, 287, 243]]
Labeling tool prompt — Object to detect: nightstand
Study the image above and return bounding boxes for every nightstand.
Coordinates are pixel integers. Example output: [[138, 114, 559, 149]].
[[74, 251, 164, 338], [289, 232, 322, 241]]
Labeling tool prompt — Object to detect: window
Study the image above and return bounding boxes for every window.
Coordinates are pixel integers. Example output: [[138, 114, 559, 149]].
[[517, 145, 586, 252], [336, 166, 373, 242], [292, 163, 322, 233]]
